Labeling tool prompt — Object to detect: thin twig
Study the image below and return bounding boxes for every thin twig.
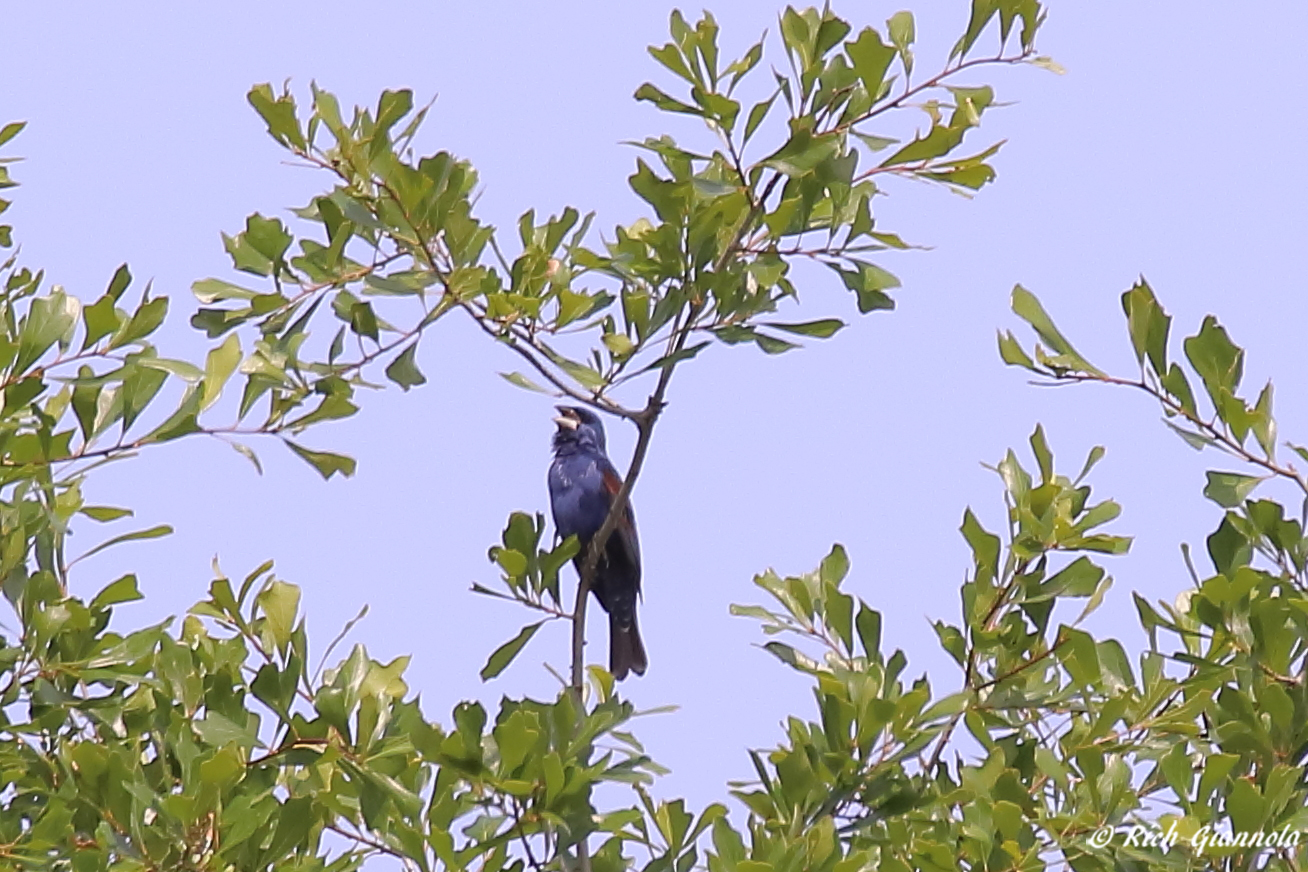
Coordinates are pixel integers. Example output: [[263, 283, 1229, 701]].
[[836, 50, 1035, 133], [1048, 371, 1308, 494], [325, 822, 419, 869], [456, 300, 637, 421]]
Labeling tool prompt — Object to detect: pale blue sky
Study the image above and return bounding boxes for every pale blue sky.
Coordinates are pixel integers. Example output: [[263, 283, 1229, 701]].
[[4, 0, 1307, 836]]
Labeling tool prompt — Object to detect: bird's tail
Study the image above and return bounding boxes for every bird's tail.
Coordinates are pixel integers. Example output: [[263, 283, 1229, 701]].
[[609, 612, 648, 681]]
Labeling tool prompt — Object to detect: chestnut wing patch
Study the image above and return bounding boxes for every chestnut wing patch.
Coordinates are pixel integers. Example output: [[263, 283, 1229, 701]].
[[601, 469, 634, 533]]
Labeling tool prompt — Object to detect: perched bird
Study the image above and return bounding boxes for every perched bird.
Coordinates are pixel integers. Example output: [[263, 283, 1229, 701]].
[[548, 405, 648, 680]]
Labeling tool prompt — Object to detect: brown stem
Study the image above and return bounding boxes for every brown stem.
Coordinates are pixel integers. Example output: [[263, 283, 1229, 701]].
[[974, 633, 1068, 692], [0, 424, 289, 470], [1049, 371, 1308, 495], [835, 50, 1035, 134], [569, 305, 693, 692], [456, 300, 639, 421], [924, 556, 1030, 772], [325, 822, 419, 869]]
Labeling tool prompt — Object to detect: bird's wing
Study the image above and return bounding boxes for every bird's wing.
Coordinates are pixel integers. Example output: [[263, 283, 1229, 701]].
[[550, 454, 607, 540], [600, 463, 642, 579]]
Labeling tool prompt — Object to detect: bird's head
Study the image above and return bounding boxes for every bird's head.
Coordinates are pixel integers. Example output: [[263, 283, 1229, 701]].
[[552, 405, 607, 453]]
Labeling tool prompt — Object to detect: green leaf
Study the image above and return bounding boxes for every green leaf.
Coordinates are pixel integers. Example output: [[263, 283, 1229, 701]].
[[244, 214, 292, 266], [499, 371, 552, 394], [192, 278, 260, 303], [648, 41, 696, 84], [202, 742, 248, 788], [1197, 753, 1238, 805], [89, 574, 143, 609], [961, 508, 1000, 587], [1030, 56, 1066, 75], [764, 319, 844, 338], [1161, 363, 1198, 417], [880, 124, 966, 167], [16, 290, 79, 374], [112, 296, 168, 348], [101, 263, 132, 302], [763, 641, 820, 673], [191, 307, 248, 339], [385, 344, 426, 391], [854, 132, 899, 152], [495, 548, 528, 577], [638, 341, 710, 374], [832, 261, 899, 312], [1251, 380, 1276, 459], [997, 330, 1035, 370], [1055, 627, 1101, 687], [80, 506, 133, 523], [754, 333, 800, 355], [202, 334, 241, 411], [1120, 277, 1170, 374], [0, 121, 26, 148], [845, 26, 896, 100], [286, 441, 357, 480], [194, 710, 262, 750], [146, 386, 202, 443], [856, 603, 882, 658], [480, 621, 544, 681], [81, 291, 122, 352], [713, 325, 758, 346], [1183, 315, 1243, 410], [744, 93, 778, 142], [120, 361, 169, 431], [76, 525, 173, 563], [257, 579, 300, 651], [138, 356, 203, 382], [1074, 445, 1106, 484], [1010, 285, 1101, 375], [762, 124, 841, 177], [887, 11, 915, 76], [247, 84, 305, 150], [634, 83, 700, 116], [350, 301, 380, 341], [1164, 420, 1211, 451], [375, 88, 414, 134], [2, 376, 45, 415], [820, 543, 850, 586], [1039, 557, 1104, 599], [1203, 471, 1263, 508], [629, 159, 689, 222], [228, 440, 264, 474], [1029, 423, 1053, 484], [1207, 513, 1251, 576], [603, 332, 635, 358]]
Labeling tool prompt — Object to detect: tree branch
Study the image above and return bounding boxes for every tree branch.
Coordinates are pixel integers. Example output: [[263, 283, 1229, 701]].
[[1044, 370, 1308, 495], [835, 50, 1036, 134]]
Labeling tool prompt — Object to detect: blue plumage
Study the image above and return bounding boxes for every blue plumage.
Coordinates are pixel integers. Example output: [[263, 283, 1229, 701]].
[[548, 406, 647, 680]]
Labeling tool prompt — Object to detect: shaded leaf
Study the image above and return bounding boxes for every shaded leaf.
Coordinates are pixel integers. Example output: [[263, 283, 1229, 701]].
[[385, 344, 427, 391], [764, 318, 844, 338], [480, 621, 545, 681], [286, 441, 357, 480]]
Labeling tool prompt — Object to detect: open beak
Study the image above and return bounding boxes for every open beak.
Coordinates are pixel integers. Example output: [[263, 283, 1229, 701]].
[[553, 406, 580, 430]]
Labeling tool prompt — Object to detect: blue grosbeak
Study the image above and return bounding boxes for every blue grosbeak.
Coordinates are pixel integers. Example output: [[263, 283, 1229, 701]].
[[548, 405, 648, 680]]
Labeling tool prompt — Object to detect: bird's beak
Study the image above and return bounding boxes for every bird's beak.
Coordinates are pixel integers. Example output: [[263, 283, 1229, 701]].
[[553, 406, 579, 430]]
